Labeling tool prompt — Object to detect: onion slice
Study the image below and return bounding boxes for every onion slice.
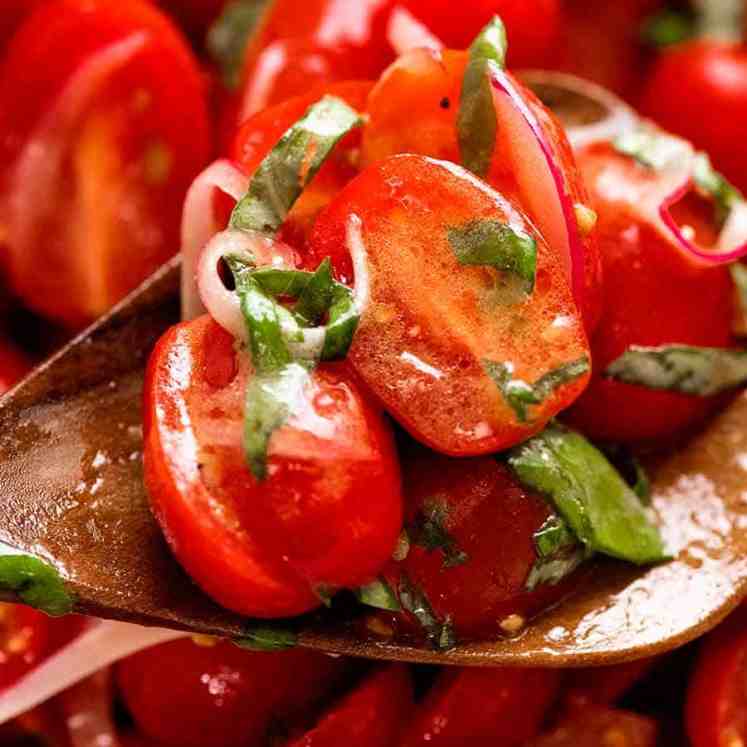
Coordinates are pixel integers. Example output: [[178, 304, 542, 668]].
[[386, 6, 444, 55], [488, 67, 587, 316], [0, 619, 186, 725], [180, 160, 249, 320]]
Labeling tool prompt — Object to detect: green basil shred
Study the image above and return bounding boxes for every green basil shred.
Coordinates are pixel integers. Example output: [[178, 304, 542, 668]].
[[693, 152, 744, 226], [731, 263, 747, 337], [234, 626, 298, 651], [408, 498, 469, 569], [526, 514, 589, 591], [457, 17, 507, 176], [447, 218, 537, 296], [605, 345, 747, 397], [398, 574, 456, 651], [484, 357, 590, 422], [508, 425, 669, 565], [0, 551, 74, 616], [355, 578, 401, 612]]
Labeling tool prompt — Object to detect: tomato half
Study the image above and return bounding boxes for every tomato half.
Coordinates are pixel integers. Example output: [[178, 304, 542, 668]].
[[400, 666, 560, 746], [0, 339, 31, 396], [310, 153, 590, 455], [143, 314, 402, 616], [0, 0, 46, 53], [117, 638, 349, 747], [0, 604, 51, 693], [0, 0, 211, 327], [566, 142, 735, 443]]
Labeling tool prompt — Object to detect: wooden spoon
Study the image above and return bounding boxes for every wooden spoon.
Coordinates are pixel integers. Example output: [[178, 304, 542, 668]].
[[0, 74, 746, 667]]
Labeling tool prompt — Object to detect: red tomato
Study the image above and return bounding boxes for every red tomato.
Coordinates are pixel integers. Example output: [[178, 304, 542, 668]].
[[285, 664, 412, 747], [0, 340, 31, 395], [157, 0, 228, 40], [685, 605, 747, 747], [640, 41, 747, 194], [566, 142, 735, 443], [143, 314, 402, 616], [400, 666, 560, 746], [0, 0, 46, 53], [310, 153, 590, 455], [403, 0, 562, 68], [0, 0, 211, 327], [117, 638, 348, 747], [565, 658, 659, 706], [383, 451, 574, 640], [233, 82, 371, 254], [527, 704, 658, 747], [0, 604, 51, 692]]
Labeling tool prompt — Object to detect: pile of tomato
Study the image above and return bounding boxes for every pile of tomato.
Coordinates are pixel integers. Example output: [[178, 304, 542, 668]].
[[1, 0, 747, 746]]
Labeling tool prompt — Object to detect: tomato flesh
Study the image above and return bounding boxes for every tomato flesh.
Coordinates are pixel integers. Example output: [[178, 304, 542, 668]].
[[310, 153, 590, 455]]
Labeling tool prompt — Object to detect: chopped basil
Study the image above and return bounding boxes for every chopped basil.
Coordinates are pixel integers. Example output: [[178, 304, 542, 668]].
[[207, 0, 270, 89], [230, 96, 362, 235], [605, 345, 747, 397], [0, 551, 74, 616], [398, 574, 456, 650], [314, 585, 335, 607], [508, 425, 669, 565], [447, 219, 537, 296], [321, 283, 359, 360], [693, 152, 743, 226], [355, 578, 401, 611], [731, 263, 747, 337], [457, 17, 507, 177], [292, 258, 334, 326], [234, 626, 297, 651], [526, 514, 589, 592], [484, 357, 590, 423], [641, 9, 695, 48], [613, 128, 691, 172], [600, 445, 651, 505], [409, 498, 469, 569]]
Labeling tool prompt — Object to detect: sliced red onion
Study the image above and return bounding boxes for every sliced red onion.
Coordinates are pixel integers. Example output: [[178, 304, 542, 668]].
[[488, 67, 586, 314], [180, 160, 248, 321], [0, 619, 185, 725], [387, 6, 444, 55]]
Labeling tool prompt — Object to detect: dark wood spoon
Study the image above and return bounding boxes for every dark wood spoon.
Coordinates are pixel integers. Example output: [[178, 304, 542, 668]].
[[1, 73, 746, 667]]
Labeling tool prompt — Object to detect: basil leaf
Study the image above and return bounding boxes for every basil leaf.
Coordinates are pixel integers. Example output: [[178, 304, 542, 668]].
[[0, 549, 74, 616], [600, 444, 651, 505], [526, 514, 589, 592], [731, 263, 747, 337], [250, 267, 315, 298], [693, 152, 743, 226], [320, 283, 359, 360], [409, 498, 469, 569], [293, 258, 334, 326], [448, 219, 537, 295], [605, 345, 747, 397], [244, 362, 311, 479], [355, 578, 401, 611], [230, 96, 362, 235], [457, 17, 507, 177], [399, 574, 456, 651], [234, 626, 297, 651], [508, 425, 669, 565], [641, 9, 695, 48], [207, 0, 270, 89], [484, 357, 590, 422]]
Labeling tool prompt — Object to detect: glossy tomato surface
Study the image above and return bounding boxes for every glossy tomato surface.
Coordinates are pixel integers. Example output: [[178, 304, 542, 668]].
[[0, 340, 31, 395], [143, 314, 402, 616]]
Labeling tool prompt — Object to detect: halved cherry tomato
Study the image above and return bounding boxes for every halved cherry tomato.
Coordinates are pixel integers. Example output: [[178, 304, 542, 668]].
[[566, 142, 735, 443], [310, 153, 590, 455], [0, 339, 31, 395], [0, 604, 51, 693], [640, 41, 747, 194], [400, 666, 560, 746], [527, 703, 658, 747], [383, 450, 574, 640], [117, 638, 349, 747], [0, 0, 211, 327], [143, 313, 402, 616], [685, 605, 747, 747], [565, 657, 659, 706], [285, 664, 412, 747], [0, 0, 46, 53]]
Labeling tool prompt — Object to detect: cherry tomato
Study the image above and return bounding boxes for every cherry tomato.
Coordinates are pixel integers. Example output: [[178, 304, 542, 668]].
[[400, 666, 560, 746], [0, 0, 46, 53], [117, 637, 348, 747], [143, 313, 402, 616], [0, 340, 31, 395], [640, 41, 747, 194], [285, 664, 412, 747], [383, 450, 574, 640], [0, 0, 211, 327], [685, 605, 747, 747], [565, 658, 659, 706], [566, 142, 735, 443], [0, 604, 51, 693], [403, 0, 562, 67], [310, 153, 590, 455], [527, 703, 658, 747]]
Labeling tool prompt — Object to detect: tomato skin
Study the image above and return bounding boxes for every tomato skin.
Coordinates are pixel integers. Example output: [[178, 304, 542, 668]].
[[0, 605, 51, 693], [384, 451, 574, 640], [566, 142, 735, 443], [0, 0, 211, 327], [640, 41, 747, 195], [310, 153, 590, 455], [117, 638, 348, 747], [285, 664, 412, 747], [144, 314, 403, 615], [400, 666, 560, 746], [0, 340, 31, 395], [686, 606, 747, 747], [0, 0, 46, 53], [565, 658, 659, 707]]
